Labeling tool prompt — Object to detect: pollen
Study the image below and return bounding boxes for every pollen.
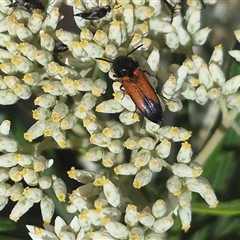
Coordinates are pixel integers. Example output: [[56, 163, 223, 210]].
[[132, 113, 140, 122], [201, 62, 208, 69], [134, 158, 144, 168], [146, 9, 153, 18], [83, 118, 90, 127], [93, 178, 103, 186], [73, 80, 80, 89], [44, 129, 52, 137], [87, 232, 94, 238], [162, 139, 171, 147], [169, 75, 177, 84], [23, 74, 33, 84], [51, 113, 61, 122], [182, 224, 190, 233], [17, 43, 28, 52], [79, 40, 88, 48], [57, 193, 66, 202], [15, 156, 25, 167], [113, 92, 123, 100], [78, 210, 88, 219], [101, 217, 110, 225], [23, 187, 30, 196], [24, 132, 33, 142], [150, 158, 158, 166], [16, 23, 24, 31], [114, 165, 121, 174], [102, 128, 114, 136], [124, 139, 137, 149], [58, 66, 65, 76], [13, 84, 21, 93], [101, 176, 109, 185], [167, 101, 175, 109], [34, 96, 42, 105], [92, 86, 100, 97], [102, 159, 113, 167], [169, 127, 179, 136], [67, 167, 77, 178], [32, 10, 43, 20], [182, 141, 191, 149], [173, 189, 181, 196], [72, 41, 80, 48], [100, 60, 110, 68], [133, 179, 141, 189], [214, 44, 222, 50], [96, 104, 106, 112], [111, 18, 120, 27], [12, 172, 22, 181], [7, 16, 16, 26], [183, 59, 193, 70], [95, 30, 104, 39], [187, 0, 193, 5], [183, 131, 192, 141], [60, 120, 69, 129], [78, 105, 86, 112], [94, 200, 103, 209], [192, 78, 200, 86], [34, 162, 44, 172], [35, 227, 43, 235], [11, 56, 22, 65], [48, 62, 58, 73], [42, 83, 53, 92], [52, 7, 60, 16], [62, 78, 71, 85], [40, 32, 49, 41], [85, 152, 92, 160], [140, 21, 148, 32]]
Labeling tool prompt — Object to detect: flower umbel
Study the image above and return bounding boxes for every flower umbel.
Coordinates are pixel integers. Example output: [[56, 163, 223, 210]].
[[2, 0, 240, 239]]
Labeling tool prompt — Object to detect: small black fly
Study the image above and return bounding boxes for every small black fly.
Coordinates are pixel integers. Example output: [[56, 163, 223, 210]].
[[6, 0, 45, 13], [54, 42, 68, 54], [74, 4, 112, 20]]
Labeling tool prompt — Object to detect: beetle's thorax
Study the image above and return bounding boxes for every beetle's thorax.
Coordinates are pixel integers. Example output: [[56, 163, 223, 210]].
[[112, 56, 139, 78]]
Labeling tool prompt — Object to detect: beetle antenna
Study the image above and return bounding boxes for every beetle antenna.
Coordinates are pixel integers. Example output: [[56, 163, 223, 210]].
[[95, 57, 113, 63], [126, 44, 143, 57]]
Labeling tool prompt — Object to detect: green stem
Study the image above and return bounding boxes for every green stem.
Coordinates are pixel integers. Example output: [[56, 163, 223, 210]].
[[194, 108, 238, 165]]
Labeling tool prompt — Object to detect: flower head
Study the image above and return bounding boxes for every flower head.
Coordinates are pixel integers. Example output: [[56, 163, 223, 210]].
[[2, 0, 240, 239]]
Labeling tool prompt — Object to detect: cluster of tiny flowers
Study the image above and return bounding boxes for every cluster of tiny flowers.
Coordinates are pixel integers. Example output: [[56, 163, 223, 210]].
[[0, 0, 235, 238], [162, 43, 240, 112], [0, 120, 69, 223]]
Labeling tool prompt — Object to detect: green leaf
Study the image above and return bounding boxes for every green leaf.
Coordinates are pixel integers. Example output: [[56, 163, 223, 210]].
[[192, 200, 240, 216]]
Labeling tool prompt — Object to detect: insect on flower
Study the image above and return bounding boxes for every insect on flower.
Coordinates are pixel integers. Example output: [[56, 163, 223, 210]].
[[163, 0, 206, 23], [6, 0, 45, 13], [74, 1, 120, 21], [54, 43, 68, 54], [96, 45, 163, 125]]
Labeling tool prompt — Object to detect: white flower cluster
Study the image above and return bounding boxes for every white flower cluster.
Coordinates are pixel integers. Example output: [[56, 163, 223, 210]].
[[162, 44, 240, 111], [0, 120, 68, 223], [1, 0, 239, 239]]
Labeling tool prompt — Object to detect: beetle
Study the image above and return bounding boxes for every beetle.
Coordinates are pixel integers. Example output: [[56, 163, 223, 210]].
[[74, 4, 112, 20], [6, 0, 45, 13], [96, 45, 163, 125], [53, 42, 69, 54]]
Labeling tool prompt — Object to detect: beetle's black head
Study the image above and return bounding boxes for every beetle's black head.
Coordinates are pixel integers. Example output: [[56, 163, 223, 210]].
[[112, 56, 139, 78]]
